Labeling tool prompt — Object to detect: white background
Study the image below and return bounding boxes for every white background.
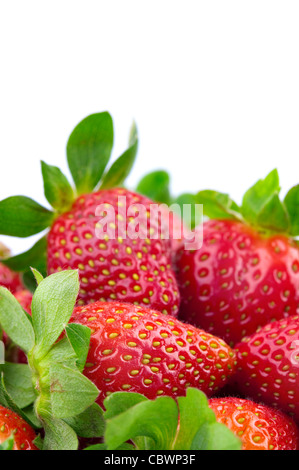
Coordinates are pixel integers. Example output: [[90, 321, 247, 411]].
[[1, 1, 299, 254]]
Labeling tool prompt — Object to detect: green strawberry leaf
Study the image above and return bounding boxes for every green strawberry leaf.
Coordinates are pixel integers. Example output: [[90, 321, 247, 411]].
[[0, 287, 35, 353], [173, 388, 216, 450], [284, 184, 299, 236], [49, 363, 99, 419], [0, 434, 14, 450], [31, 270, 79, 360], [42, 417, 78, 450], [1, 237, 47, 273], [104, 391, 148, 420], [100, 122, 138, 190], [0, 363, 36, 409], [65, 323, 91, 372], [64, 403, 105, 438], [173, 193, 202, 229], [241, 169, 280, 225], [104, 393, 178, 450], [39, 337, 78, 369], [41, 161, 74, 212], [0, 196, 53, 237], [32, 434, 43, 450], [0, 373, 39, 429], [191, 421, 241, 450], [22, 405, 42, 429], [103, 389, 241, 451], [196, 190, 240, 221], [136, 170, 171, 205], [30, 267, 44, 286], [67, 112, 114, 194], [256, 193, 290, 232]]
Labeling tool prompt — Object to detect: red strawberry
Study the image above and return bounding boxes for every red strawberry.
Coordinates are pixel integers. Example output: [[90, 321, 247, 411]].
[[48, 188, 180, 315], [233, 315, 299, 423], [209, 397, 299, 450], [69, 300, 236, 407], [175, 219, 299, 346], [0, 405, 37, 450]]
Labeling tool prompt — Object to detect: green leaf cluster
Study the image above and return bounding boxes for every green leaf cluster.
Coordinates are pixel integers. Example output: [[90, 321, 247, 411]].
[[85, 388, 241, 451], [0, 270, 102, 450], [171, 169, 299, 236]]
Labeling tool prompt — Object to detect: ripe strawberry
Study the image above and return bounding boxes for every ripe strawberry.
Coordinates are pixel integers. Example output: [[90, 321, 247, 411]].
[[233, 315, 299, 423], [0, 405, 37, 450], [69, 300, 236, 406], [175, 219, 299, 346], [48, 188, 180, 315], [0, 113, 179, 315], [209, 397, 299, 450]]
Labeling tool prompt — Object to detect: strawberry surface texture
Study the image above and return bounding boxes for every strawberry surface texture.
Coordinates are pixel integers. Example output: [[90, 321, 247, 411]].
[[234, 315, 299, 423], [209, 397, 299, 450], [69, 301, 237, 406], [175, 219, 299, 346], [48, 188, 180, 316], [0, 405, 37, 450]]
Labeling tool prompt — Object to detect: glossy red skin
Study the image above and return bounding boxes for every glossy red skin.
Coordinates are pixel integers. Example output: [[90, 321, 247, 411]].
[[69, 301, 236, 407], [0, 405, 37, 450], [233, 315, 299, 423], [47, 188, 180, 316], [175, 219, 299, 346], [209, 397, 299, 450], [0, 263, 23, 293]]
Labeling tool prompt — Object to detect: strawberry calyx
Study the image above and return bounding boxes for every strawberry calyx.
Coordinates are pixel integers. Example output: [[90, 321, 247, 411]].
[[0, 269, 102, 450], [0, 113, 138, 286], [180, 169, 299, 238], [84, 387, 241, 451]]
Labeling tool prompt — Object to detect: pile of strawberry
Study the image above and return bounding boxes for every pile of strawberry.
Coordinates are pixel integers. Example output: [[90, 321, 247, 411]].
[[0, 113, 298, 451]]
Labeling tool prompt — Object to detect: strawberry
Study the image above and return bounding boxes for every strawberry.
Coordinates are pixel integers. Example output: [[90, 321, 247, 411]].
[[0, 405, 37, 450], [209, 397, 299, 450], [175, 219, 299, 346], [69, 300, 236, 407], [233, 315, 299, 423], [175, 170, 299, 345], [47, 188, 179, 315], [0, 113, 179, 315]]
